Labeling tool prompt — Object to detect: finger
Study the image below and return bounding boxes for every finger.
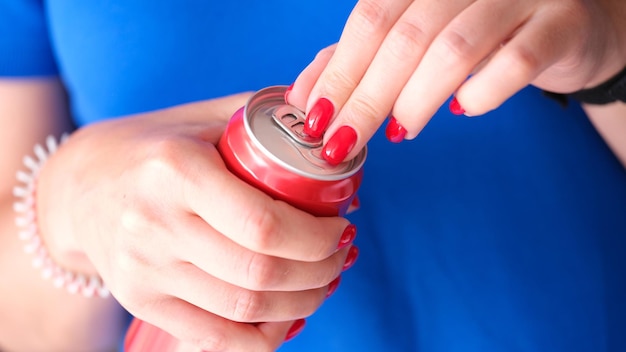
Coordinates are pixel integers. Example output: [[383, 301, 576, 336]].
[[129, 297, 293, 352], [456, 8, 581, 115], [287, 44, 337, 111], [154, 92, 253, 126], [179, 143, 352, 262], [175, 214, 353, 291], [303, 0, 413, 138], [258, 319, 306, 348], [394, 0, 534, 139], [323, 0, 475, 161], [162, 261, 331, 323]]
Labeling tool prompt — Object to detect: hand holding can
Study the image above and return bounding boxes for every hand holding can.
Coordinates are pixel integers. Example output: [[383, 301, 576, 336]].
[[125, 86, 366, 351]]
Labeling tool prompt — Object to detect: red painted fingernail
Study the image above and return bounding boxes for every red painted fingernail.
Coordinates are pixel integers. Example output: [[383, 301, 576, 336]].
[[385, 116, 407, 143], [322, 126, 357, 166], [304, 98, 334, 138], [285, 319, 306, 341], [284, 83, 294, 103], [342, 246, 359, 271], [337, 224, 357, 250], [449, 97, 465, 115], [326, 276, 341, 298]]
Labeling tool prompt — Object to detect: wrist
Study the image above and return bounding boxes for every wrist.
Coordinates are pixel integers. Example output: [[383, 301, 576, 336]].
[[15, 134, 108, 297], [36, 134, 95, 273], [588, 0, 626, 88], [571, 65, 626, 104]]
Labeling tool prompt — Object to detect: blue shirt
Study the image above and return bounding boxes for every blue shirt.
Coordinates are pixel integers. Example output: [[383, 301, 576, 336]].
[[2, 1, 626, 351]]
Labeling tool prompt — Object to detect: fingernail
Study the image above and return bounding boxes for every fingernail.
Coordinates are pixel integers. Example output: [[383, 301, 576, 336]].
[[449, 97, 465, 115], [322, 126, 357, 166], [284, 319, 306, 341], [385, 116, 407, 143], [326, 276, 341, 298], [304, 98, 334, 138], [337, 224, 357, 250], [342, 246, 359, 271], [284, 83, 294, 103]]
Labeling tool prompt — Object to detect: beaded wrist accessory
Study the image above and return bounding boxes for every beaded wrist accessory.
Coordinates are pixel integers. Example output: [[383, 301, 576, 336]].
[[13, 134, 110, 298]]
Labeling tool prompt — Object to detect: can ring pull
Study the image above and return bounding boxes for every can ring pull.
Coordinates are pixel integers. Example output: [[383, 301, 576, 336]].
[[272, 105, 323, 148]]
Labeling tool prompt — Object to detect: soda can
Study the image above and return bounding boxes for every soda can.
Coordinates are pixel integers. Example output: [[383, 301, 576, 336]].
[[124, 85, 366, 351], [218, 85, 366, 216]]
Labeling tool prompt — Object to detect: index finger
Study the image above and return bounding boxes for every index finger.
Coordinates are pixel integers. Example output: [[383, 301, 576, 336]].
[[297, 1, 412, 156], [321, 0, 473, 163]]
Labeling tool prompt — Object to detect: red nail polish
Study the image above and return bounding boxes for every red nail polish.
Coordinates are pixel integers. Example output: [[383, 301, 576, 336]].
[[304, 98, 334, 138], [385, 117, 407, 143], [322, 126, 357, 166], [449, 97, 465, 115], [342, 246, 359, 271], [326, 276, 341, 298], [284, 83, 294, 103], [285, 319, 306, 341], [337, 224, 357, 250]]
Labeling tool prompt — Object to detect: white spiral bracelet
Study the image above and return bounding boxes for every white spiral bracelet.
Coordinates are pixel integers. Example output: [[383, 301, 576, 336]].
[[13, 134, 110, 298]]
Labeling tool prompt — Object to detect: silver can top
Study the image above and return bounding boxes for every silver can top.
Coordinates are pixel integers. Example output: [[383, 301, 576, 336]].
[[244, 86, 366, 181]]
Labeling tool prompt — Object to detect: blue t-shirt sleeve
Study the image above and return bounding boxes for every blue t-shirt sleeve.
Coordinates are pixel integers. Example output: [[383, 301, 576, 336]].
[[0, 0, 57, 76]]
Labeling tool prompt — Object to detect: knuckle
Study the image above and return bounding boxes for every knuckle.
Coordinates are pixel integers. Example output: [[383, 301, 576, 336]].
[[241, 204, 281, 252], [243, 253, 280, 290], [505, 45, 542, 82], [139, 137, 191, 185], [107, 252, 156, 307], [344, 92, 385, 127], [230, 290, 266, 322], [435, 28, 477, 64], [386, 20, 427, 60], [351, 0, 392, 37], [119, 205, 151, 234], [118, 199, 171, 244], [321, 67, 359, 97]]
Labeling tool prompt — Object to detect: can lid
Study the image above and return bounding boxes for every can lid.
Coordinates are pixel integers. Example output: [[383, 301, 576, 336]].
[[244, 86, 366, 181]]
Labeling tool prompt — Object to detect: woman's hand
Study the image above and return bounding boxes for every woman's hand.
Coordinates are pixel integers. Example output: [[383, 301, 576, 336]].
[[287, 0, 626, 164], [36, 93, 357, 351]]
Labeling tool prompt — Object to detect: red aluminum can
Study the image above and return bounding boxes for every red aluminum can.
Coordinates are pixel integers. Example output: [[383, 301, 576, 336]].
[[124, 85, 366, 351], [218, 85, 366, 216]]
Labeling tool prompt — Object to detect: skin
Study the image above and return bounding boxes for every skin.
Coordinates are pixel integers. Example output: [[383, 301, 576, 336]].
[[0, 79, 125, 351], [0, 82, 351, 351], [288, 0, 626, 164], [1, 0, 625, 351]]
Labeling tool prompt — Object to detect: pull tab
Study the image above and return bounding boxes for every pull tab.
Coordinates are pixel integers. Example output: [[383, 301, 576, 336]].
[[272, 105, 323, 148]]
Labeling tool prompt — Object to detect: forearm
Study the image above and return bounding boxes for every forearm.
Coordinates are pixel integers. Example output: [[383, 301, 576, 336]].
[[0, 202, 126, 351], [0, 78, 126, 351], [584, 102, 626, 168]]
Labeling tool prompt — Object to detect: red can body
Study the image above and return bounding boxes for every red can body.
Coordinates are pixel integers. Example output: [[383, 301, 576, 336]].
[[218, 115, 363, 215], [125, 86, 366, 351]]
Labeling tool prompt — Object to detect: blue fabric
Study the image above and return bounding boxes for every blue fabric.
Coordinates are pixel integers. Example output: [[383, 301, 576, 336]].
[[2, 1, 626, 351], [0, 0, 57, 76]]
